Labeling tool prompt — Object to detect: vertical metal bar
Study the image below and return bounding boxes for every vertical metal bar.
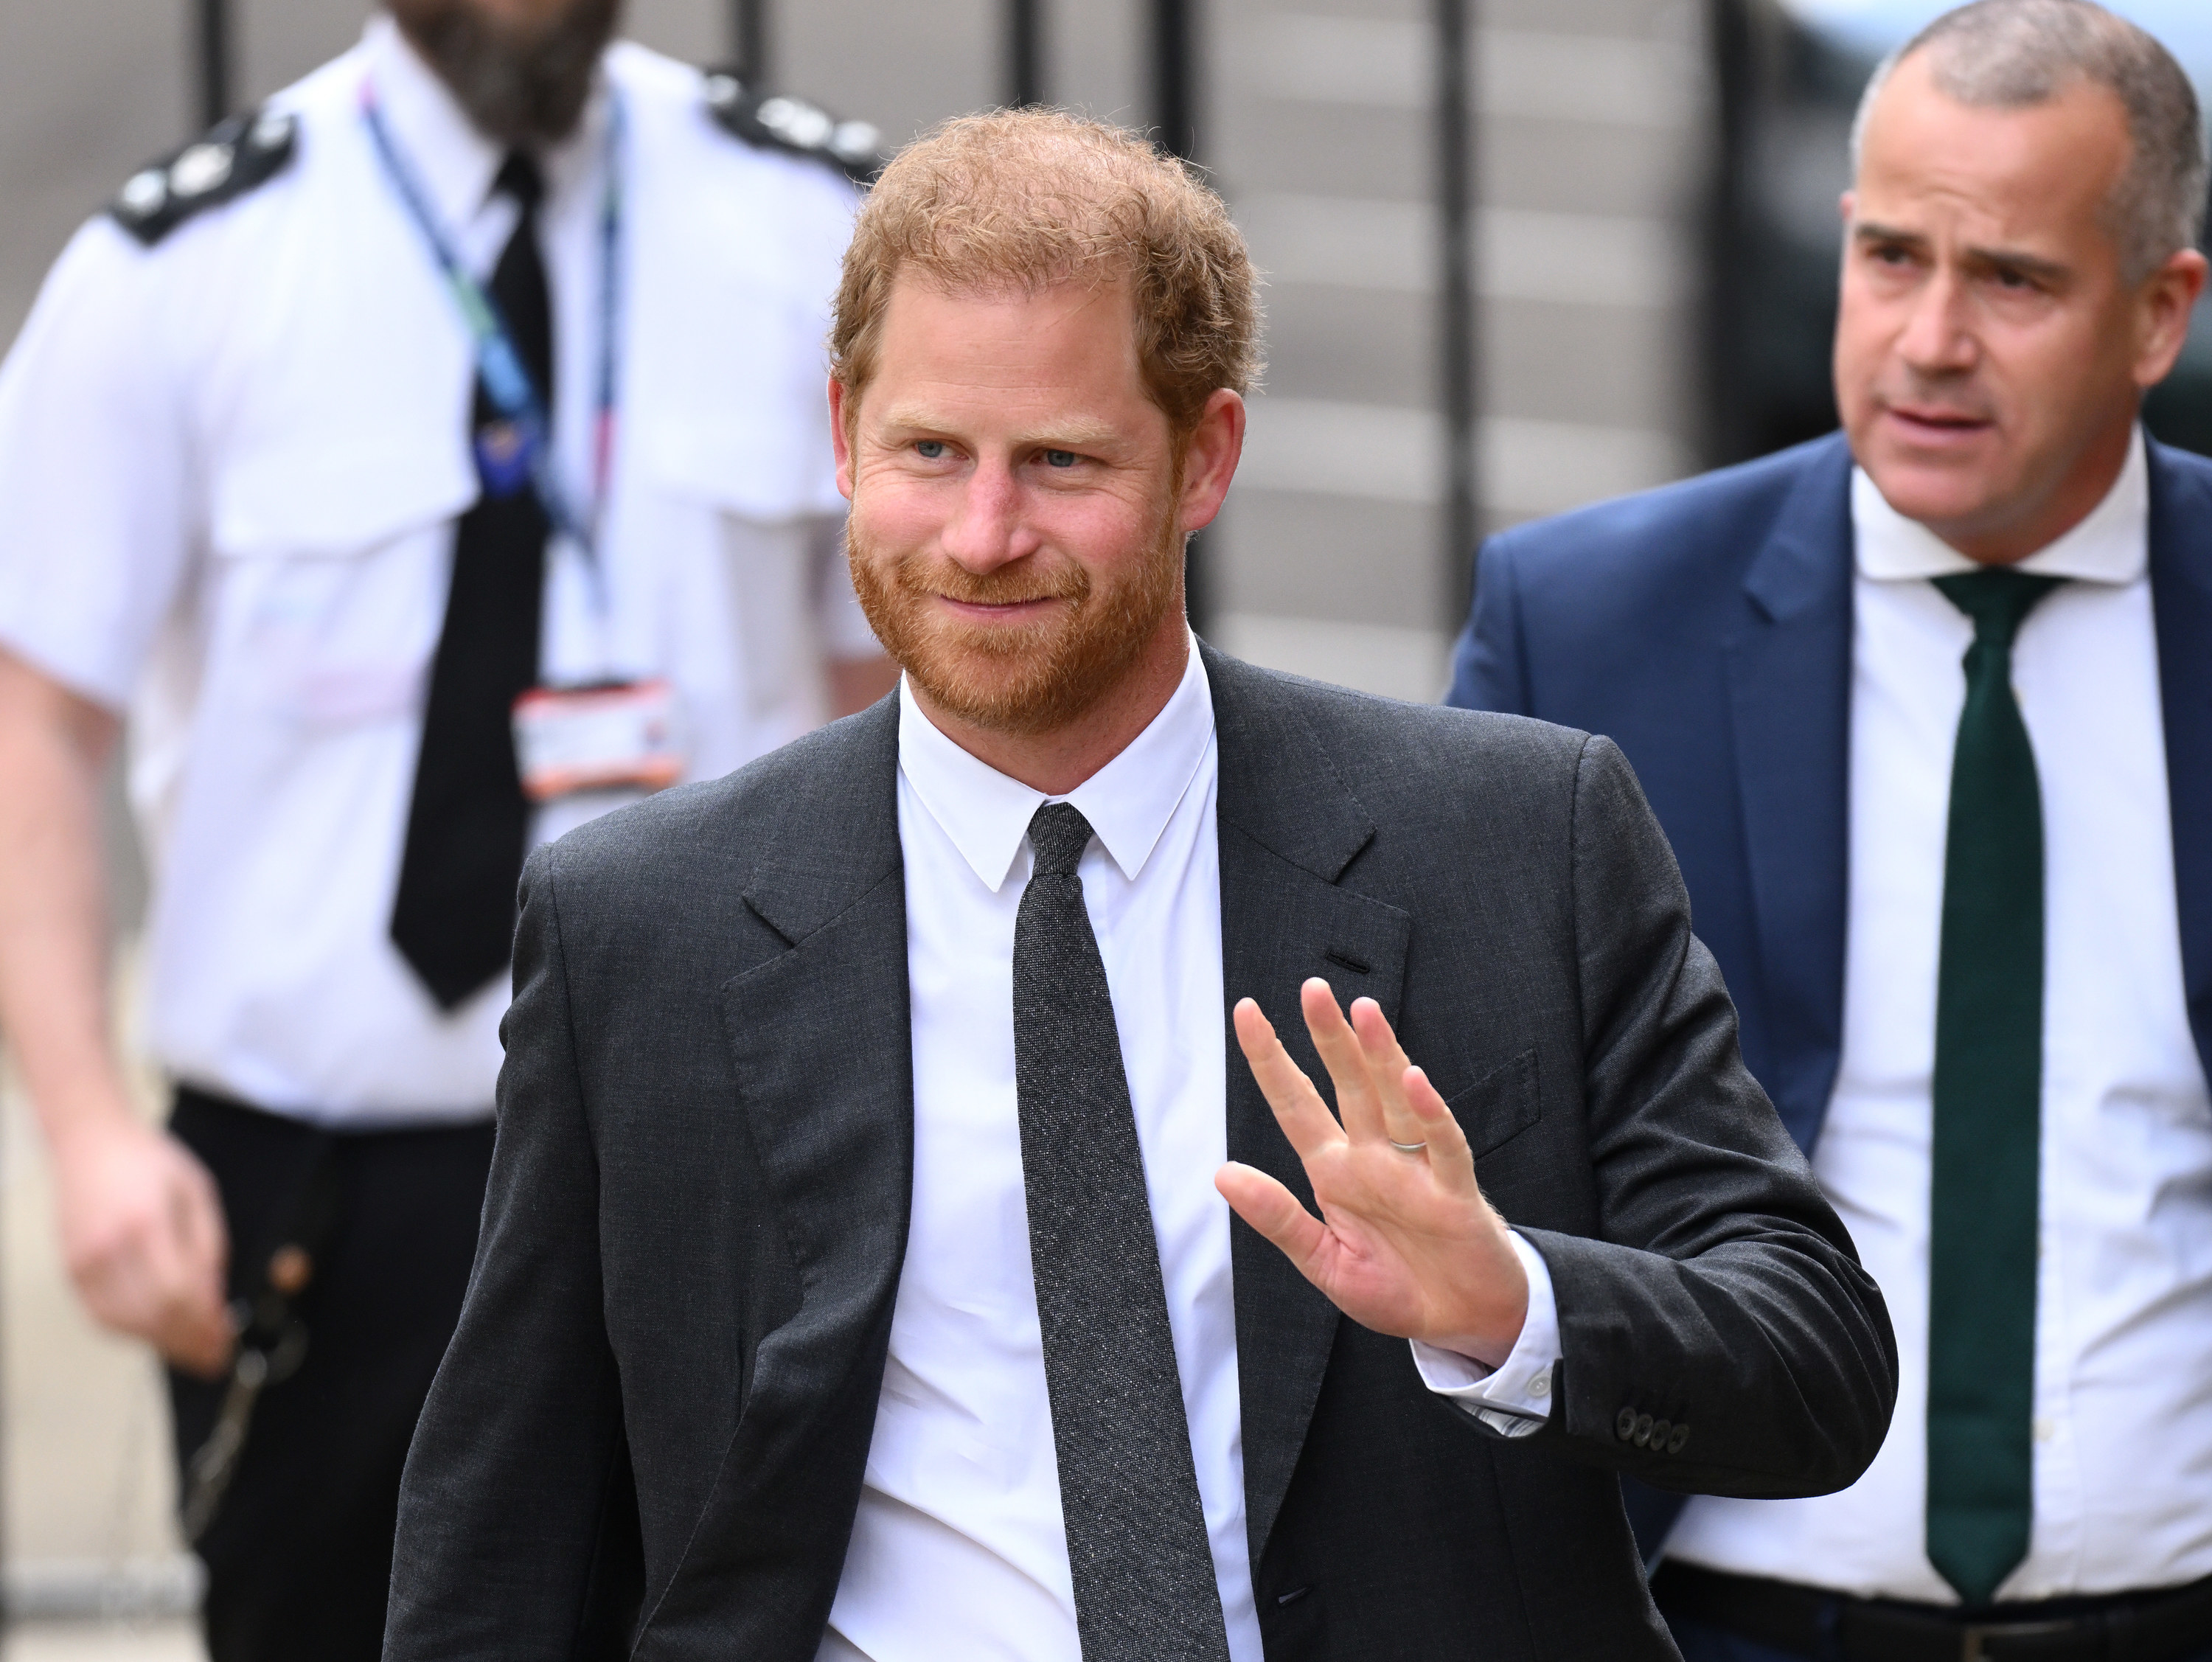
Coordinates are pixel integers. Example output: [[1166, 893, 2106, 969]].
[[731, 0, 770, 87], [1703, 0, 1756, 465], [1152, 0, 1208, 629], [1008, 0, 1046, 107], [1152, 0, 1197, 159], [1435, 0, 1480, 622], [197, 0, 232, 128]]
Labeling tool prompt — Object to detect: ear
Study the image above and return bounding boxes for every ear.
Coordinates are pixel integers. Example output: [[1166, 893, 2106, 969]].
[[828, 376, 857, 501], [2134, 248, 2209, 390], [1178, 389, 1247, 535]]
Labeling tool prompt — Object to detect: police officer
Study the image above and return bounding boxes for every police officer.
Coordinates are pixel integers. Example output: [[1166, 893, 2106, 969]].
[[0, 1, 893, 1656]]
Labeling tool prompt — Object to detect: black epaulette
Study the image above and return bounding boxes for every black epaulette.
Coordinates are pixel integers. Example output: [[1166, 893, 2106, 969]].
[[108, 106, 299, 247], [703, 72, 883, 184]]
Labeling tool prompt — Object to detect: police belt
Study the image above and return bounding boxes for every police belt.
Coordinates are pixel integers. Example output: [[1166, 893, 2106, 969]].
[[1651, 1560, 2212, 1662]]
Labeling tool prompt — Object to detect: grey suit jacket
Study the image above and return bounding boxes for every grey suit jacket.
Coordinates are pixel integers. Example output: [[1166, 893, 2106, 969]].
[[386, 645, 1896, 1661]]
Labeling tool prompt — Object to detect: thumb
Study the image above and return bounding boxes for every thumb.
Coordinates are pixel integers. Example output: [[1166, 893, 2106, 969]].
[[1215, 1162, 1330, 1282]]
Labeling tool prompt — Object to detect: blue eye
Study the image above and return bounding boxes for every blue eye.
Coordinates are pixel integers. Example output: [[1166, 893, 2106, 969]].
[[915, 439, 946, 459], [1044, 449, 1077, 468]]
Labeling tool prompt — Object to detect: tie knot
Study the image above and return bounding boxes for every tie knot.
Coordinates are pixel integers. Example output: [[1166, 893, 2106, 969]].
[[495, 150, 545, 214], [1931, 569, 2065, 650], [1027, 802, 1095, 877]]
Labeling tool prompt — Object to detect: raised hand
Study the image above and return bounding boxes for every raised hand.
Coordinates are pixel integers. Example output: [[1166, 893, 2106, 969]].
[[1214, 979, 1528, 1366]]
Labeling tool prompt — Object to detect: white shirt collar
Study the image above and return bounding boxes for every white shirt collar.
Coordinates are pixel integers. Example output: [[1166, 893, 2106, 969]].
[[361, 13, 609, 232], [1852, 425, 2148, 586], [897, 637, 1216, 894]]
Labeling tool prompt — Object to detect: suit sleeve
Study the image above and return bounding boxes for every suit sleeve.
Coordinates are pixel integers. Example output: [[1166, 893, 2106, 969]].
[[386, 844, 630, 1658], [1517, 734, 1898, 1498], [1444, 535, 1530, 714]]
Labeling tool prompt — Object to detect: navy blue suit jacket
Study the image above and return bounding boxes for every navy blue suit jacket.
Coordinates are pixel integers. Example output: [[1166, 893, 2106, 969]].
[[1447, 432, 2212, 1560], [1447, 431, 2212, 1157]]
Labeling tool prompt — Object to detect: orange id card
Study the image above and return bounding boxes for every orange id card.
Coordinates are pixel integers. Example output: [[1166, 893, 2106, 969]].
[[512, 679, 688, 803]]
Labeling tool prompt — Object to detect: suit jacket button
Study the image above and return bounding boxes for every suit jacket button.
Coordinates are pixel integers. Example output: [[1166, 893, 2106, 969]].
[[1616, 1407, 1638, 1442], [1632, 1412, 1655, 1447], [1649, 1417, 1672, 1450], [1666, 1423, 1691, 1455]]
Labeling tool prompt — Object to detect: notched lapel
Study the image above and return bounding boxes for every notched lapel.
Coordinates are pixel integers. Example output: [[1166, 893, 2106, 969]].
[[639, 702, 913, 1646], [717, 869, 914, 1385], [1206, 647, 1413, 1563], [1723, 442, 1854, 1152]]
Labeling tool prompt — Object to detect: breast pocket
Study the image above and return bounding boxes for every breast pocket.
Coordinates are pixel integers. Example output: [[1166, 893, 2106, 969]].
[[205, 434, 471, 729], [1447, 1048, 1543, 1161], [627, 266, 842, 525]]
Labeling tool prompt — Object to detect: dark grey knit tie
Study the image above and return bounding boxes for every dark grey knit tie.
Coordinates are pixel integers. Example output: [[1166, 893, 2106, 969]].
[[1013, 802, 1230, 1661]]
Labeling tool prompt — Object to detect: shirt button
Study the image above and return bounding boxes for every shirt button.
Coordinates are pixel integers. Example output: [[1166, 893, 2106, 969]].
[[1528, 1368, 1551, 1399], [2034, 1417, 2054, 1442]]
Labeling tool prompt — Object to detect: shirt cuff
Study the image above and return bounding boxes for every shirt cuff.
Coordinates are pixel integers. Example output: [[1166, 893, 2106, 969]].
[[1408, 1231, 1562, 1439]]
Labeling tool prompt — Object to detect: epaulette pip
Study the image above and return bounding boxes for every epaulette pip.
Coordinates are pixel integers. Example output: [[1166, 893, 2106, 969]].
[[109, 107, 299, 247], [703, 73, 883, 184]]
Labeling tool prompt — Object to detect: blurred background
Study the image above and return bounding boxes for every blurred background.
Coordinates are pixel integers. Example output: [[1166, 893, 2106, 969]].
[[0, 0, 2206, 1655]]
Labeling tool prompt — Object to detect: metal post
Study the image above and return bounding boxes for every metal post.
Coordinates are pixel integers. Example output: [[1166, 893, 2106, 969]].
[[196, 0, 232, 129], [731, 0, 770, 88], [1008, 0, 1046, 107], [1152, 0, 1198, 161], [1434, 0, 1480, 620], [1152, 0, 1208, 629], [1702, 0, 1756, 465]]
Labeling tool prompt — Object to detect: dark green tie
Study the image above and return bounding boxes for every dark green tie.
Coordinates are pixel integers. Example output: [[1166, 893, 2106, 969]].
[[1925, 568, 2063, 1607]]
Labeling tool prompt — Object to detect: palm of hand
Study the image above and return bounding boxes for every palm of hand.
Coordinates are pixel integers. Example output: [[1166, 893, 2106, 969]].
[[1215, 980, 1528, 1366]]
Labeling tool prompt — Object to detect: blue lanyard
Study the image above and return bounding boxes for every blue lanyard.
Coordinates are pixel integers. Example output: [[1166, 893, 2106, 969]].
[[361, 80, 625, 583]]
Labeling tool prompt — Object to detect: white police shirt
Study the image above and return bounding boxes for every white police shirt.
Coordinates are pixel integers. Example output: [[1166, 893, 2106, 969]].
[[0, 17, 880, 1125]]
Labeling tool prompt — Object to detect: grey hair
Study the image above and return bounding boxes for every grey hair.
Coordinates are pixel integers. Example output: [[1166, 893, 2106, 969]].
[[1848, 0, 2210, 282]]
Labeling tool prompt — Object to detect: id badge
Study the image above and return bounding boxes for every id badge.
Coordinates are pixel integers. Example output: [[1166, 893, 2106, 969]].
[[512, 679, 689, 803]]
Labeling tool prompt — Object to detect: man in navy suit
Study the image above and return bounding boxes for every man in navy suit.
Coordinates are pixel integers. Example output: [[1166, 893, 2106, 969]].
[[1450, 2, 2212, 1658]]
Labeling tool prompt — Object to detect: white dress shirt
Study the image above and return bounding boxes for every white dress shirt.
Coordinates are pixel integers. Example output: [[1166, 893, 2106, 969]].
[[821, 642, 1559, 1661], [0, 18, 877, 1124], [1669, 431, 2212, 1599]]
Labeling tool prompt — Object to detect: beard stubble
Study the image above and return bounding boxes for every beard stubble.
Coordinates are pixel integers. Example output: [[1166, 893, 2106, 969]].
[[848, 481, 1187, 740], [391, 0, 623, 147]]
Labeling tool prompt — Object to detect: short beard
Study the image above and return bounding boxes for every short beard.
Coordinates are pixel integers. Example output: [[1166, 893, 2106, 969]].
[[392, 0, 622, 147], [849, 485, 1187, 740]]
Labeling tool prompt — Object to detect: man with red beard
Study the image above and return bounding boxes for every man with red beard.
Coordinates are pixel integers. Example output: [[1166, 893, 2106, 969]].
[[386, 110, 1895, 1661], [0, 1, 890, 1655]]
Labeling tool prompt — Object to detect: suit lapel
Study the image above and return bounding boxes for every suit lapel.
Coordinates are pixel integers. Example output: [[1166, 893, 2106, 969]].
[[1722, 438, 1855, 1153], [646, 702, 914, 1639], [1205, 646, 1412, 1564], [2148, 442, 2212, 1088]]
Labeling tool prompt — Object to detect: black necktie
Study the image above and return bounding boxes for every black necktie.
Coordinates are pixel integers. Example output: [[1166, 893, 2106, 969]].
[[391, 152, 552, 1010], [1012, 803, 1230, 1661], [1924, 568, 2063, 1605]]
